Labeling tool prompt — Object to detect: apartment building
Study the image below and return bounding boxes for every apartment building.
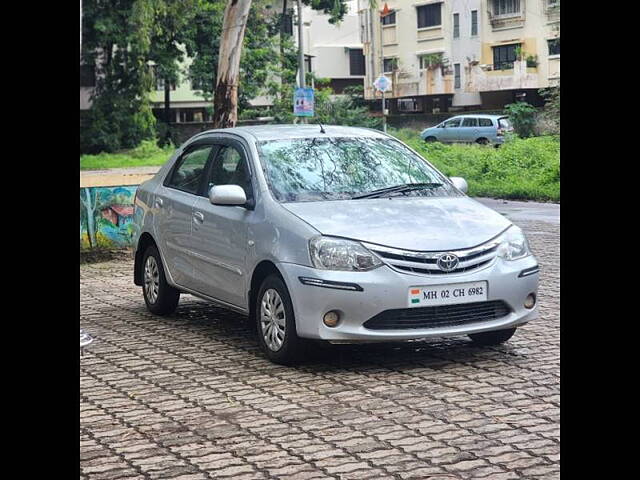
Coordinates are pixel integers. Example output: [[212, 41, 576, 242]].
[[358, 0, 560, 113]]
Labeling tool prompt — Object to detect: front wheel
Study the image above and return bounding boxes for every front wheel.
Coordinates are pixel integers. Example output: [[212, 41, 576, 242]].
[[255, 274, 302, 365], [142, 245, 180, 315], [468, 327, 516, 346], [424, 136, 437, 143]]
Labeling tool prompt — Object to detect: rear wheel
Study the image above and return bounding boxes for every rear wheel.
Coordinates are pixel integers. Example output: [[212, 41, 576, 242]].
[[468, 327, 516, 346], [424, 136, 437, 143], [255, 274, 302, 365], [142, 246, 180, 315], [476, 138, 489, 145]]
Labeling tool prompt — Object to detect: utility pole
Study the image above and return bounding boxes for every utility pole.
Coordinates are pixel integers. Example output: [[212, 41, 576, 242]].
[[297, 0, 305, 89]]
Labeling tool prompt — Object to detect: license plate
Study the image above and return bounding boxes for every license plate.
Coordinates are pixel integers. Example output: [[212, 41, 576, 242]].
[[408, 281, 488, 307]]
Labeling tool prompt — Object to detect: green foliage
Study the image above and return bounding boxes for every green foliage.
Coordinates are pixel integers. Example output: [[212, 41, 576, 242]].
[[539, 82, 560, 135], [394, 131, 560, 202], [81, 0, 160, 154], [504, 102, 538, 138]]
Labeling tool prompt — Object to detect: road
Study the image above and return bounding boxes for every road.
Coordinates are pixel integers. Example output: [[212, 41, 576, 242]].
[[80, 201, 559, 480]]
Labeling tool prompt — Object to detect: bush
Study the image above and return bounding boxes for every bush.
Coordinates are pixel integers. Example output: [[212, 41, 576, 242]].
[[504, 102, 537, 138], [396, 132, 560, 202]]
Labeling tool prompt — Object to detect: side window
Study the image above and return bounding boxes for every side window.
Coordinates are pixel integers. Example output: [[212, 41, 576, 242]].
[[478, 118, 494, 127], [166, 145, 212, 194], [444, 118, 461, 128], [208, 145, 253, 200], [461, 118, 478, 127]]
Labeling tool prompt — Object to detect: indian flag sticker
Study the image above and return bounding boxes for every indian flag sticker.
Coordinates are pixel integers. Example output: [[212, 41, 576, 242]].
[[410, 288, 421, 304]]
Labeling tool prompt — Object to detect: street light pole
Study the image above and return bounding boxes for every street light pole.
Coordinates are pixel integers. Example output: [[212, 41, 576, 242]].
[[297, 0, 305, 89]]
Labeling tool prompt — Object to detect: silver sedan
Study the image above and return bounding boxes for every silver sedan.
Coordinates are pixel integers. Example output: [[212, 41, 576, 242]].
[[132, 125, 539, 365]]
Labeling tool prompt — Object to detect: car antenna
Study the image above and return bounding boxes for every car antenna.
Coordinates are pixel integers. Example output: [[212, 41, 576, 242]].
[[317, 121, 326, 134]]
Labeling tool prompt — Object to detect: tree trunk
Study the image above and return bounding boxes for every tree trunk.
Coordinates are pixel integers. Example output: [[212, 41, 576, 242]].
[[212, 0, 253, 128]]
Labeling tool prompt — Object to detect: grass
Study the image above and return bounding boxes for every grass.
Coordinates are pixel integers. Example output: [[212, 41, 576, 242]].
[[80, 140, 176, 170], [389, 128, 560, 202]]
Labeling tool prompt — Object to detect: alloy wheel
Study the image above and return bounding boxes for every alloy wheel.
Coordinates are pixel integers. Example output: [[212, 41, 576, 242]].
[[144, 256, 160, 304], [260, 289, 286, 351]]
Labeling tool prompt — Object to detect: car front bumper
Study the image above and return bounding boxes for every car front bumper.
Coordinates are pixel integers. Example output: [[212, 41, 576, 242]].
[[278, 256, 539, 342]]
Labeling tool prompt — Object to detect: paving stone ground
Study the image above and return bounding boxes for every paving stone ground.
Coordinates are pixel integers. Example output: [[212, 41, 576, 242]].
[[80, 220, 559, 480]]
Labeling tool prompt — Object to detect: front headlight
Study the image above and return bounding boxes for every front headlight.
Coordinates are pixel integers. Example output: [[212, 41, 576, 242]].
[[497, 226, 531, 261], [309, 236, 383, 271]]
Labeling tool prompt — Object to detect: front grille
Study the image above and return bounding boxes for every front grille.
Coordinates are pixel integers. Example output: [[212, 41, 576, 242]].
[[365, 241, 499, 276], [363, 300, 511, 330]]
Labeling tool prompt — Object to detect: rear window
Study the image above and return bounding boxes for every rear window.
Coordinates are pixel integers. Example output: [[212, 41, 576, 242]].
[[498, 117, 512, 129], [478, 118, 494, 127]]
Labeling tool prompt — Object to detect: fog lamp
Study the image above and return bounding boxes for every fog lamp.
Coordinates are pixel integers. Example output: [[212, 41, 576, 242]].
[[323, 311, 340, 327], [524, 294, 536, 309]]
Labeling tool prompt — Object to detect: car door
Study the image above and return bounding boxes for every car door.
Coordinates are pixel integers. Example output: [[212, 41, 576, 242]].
[[440, 117, 462, 142], [189, 139, 255, 308], [478, 117, 496, 141], [460, 117, 479, 142], [153, 143, 215, 288]]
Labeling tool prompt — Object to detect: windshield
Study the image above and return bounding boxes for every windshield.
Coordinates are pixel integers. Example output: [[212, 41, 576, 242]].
[[256, 136, 461, 202]]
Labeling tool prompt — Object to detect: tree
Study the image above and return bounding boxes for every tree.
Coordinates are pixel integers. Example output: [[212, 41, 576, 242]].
[[504, 102, 538, 138], [148, 0, 199, 145], [212, 0, 254, 128], [81, 0, 157, 153]]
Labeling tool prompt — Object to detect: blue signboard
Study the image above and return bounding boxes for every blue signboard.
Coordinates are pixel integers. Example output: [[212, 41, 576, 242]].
[[293, 87, 314, 117]]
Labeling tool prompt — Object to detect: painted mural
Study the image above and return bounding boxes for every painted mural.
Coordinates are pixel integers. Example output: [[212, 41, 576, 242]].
[[80, 186, 139, 249]]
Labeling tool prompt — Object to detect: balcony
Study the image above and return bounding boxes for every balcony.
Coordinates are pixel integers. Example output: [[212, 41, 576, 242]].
[[468, 60, 540, 93]]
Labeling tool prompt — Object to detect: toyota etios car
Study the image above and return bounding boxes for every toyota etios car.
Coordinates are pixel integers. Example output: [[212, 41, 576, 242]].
[[132, 125, 539, 364]]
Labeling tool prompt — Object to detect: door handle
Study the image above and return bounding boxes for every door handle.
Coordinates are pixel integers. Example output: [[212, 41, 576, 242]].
[[193, 211, 204, 223], [155, 198, 164, 208]]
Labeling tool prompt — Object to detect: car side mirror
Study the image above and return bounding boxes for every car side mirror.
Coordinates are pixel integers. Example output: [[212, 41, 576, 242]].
[[209, 184, 248, 207], [449, 177, 468, 194]]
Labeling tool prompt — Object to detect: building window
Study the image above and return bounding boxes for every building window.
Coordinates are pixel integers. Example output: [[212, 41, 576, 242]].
[[417, 3, 441, 28], [381, 10, 396, 25], [397, 98, 422, 112], [471, 10, 478, 36], [454, 64, 461, 88], [419, 53, 444, 69], [349, 49, 365, 76], [383, 57, 398, 73], [304, 55, 313, 74], [80, 65, 95, 87], [493, 0, 520, 16], [548, 38, 560, 56], [453, 13, 459, 38], [492, 44, 518, 70]]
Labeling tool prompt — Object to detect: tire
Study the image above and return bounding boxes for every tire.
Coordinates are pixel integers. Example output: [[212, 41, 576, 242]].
[[255, 274, 302, 365], [476, 138, 489, 145], [424, 136, 437, 143], [142, 245, 180, 315], [468, 327, 516, 346]]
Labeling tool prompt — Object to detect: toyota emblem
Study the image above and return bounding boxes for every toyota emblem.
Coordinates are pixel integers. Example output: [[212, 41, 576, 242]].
[[437, 253, 459, 272]]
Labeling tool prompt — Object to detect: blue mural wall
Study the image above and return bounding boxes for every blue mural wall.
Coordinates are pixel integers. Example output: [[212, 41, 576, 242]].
[[80, 186, 139, 249]]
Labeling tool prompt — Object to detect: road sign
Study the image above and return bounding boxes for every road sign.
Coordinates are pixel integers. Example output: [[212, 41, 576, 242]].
[[293, 87, 314, 117], [374, 75, 392, 93]]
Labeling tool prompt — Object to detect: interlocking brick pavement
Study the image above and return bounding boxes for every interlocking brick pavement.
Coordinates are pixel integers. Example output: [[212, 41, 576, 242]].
[[80, 220, 559, 479]]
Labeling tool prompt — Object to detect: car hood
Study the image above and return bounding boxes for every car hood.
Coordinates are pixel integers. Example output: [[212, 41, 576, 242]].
[[282, 196, 511, 251]]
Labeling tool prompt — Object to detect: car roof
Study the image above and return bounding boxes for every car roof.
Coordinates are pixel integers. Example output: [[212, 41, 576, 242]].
[[191, 124, 389, 142], [450, 114, 507, 119]]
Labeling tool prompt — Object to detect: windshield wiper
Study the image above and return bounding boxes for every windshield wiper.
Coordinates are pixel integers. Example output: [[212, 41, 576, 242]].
[[352, 183, 443, 199]]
